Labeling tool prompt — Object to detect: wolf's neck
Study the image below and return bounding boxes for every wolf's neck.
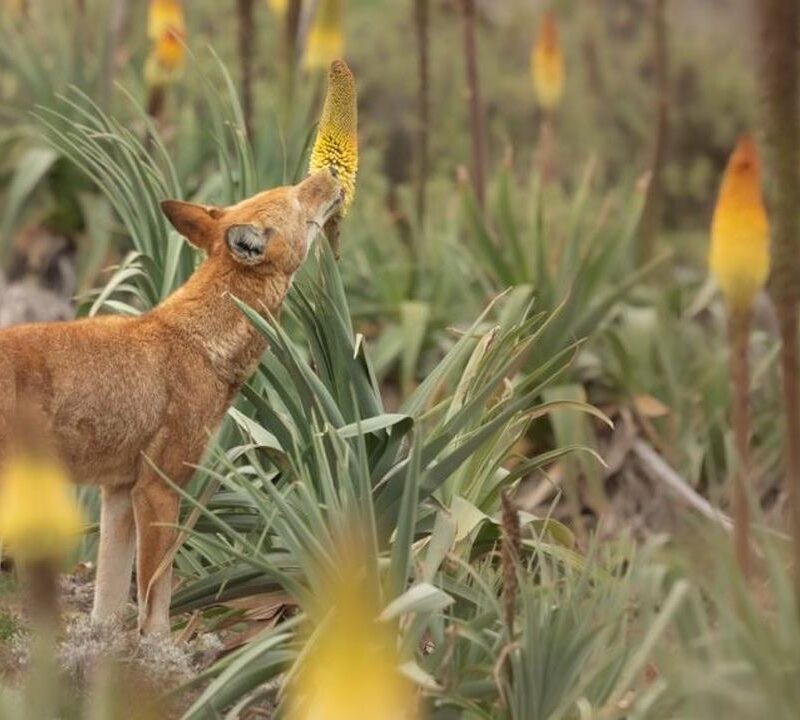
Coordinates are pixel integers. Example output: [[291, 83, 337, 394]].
[[153, 259, 290, 386]]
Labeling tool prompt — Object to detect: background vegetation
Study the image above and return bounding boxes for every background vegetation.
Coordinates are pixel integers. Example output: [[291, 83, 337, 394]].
[[1, 0, 798, 719]]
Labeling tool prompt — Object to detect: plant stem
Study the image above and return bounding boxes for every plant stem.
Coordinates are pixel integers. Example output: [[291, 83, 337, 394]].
[[23, 560, 60, 720], [756, 0, 800, 611], [777, 301, 800, 604], [500, 490, 520, 638], [282, 0, 303, 128], [414, 0, 430, 226], [101, 0, 129, 109], [460, 0, 487, 209], [146, 85, 166, 122], [638, 0, 669, 263], [728, 308, 753, 580], [536, 112, 555, 182], [237, 0, 256, 139]]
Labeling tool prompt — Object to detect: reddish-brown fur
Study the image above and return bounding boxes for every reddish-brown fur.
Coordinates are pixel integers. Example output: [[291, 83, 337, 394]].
[[0, 169, 342, 634]]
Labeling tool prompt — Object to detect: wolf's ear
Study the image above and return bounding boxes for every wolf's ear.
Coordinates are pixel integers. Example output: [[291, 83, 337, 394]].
[[225, 224, 275, 265], [161, 200, 224, 252]]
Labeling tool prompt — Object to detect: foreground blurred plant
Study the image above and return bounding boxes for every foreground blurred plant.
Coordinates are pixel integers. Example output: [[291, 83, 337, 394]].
[[0, 452, 83, 569], [287, 539, 417, 720], [708, 135, 769, 579], [0, 422, 84, 719], [304, 0, 345, 71]]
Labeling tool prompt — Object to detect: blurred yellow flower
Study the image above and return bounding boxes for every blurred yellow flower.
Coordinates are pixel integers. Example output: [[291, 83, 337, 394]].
[[304, 0, 345, 71], [148, 0, 185, 41], [531, 10, 565, 111], [5, 0, 26, 16], [309, 60, 358, 214], [145, 28, 186, 87], [709, 135, 770, 312], [288, 572, 415, 720], [266, 0, 286, 15], [0, 453, 84, 563]]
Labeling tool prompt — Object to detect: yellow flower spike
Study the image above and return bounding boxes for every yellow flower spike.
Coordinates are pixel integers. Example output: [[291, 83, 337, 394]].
[[309, 59, 358, 214], [709, 135, 771, 313], [145, 28, 186, 87], [531, 10, 565, 112], [5, 0, 26, 17], [304, 0, 346, 71], [148, 0, 185, 41], [288, 563, 416, 720], [0, 453, 84, 564]]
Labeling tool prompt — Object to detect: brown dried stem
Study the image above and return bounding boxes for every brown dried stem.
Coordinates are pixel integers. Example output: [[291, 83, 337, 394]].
[[756, 0, 800, 610], [282, 0, 304, 127], [728, 308, 753, 580], [638, 0, 669, 263], [237, 0, 257, 139], [500, 490, 521, 638], [414, 0, 431, 226], [459, 0, 487, 209]]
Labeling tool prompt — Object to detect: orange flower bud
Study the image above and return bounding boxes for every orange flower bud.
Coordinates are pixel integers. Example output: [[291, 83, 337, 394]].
[[531, 10, 565, 111], [709, 135, 771, 312], [145, 28, 186, 87], [148, 0, 185, 41]]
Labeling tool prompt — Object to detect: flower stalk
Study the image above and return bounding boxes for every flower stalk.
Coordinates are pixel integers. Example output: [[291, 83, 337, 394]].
[[756, 0, 800, 613], [237, 0, 257, 138], [460, 0, 487, 209], [709, 135, 770, 580], [414, 0, 430, 226], [144, 0, 186, 121], [638, 0, 670, 263], [532, 9, 565, 182]]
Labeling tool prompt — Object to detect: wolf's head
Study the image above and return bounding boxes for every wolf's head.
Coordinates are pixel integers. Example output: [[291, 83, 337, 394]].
[[161, 168, 343, 277]]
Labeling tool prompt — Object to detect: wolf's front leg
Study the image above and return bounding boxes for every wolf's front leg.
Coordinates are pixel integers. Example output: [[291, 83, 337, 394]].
[[92, 485, 136, 624], [131, 469, 182, 637]]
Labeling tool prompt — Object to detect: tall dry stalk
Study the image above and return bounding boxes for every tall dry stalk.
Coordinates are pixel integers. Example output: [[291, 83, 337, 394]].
[[236, 0, 256, 138], [282, 0, 303, 125], [756, 0, 800, 609], [414, 0, 430, 226], [500, 490, 521, 638], [101, 0, 130, 107], [532, 10, 565, 183], [638, 0, 669, 263], [709, 135, 770, 582], [459, 0, 487, 209], [728, 310, 753, 577]]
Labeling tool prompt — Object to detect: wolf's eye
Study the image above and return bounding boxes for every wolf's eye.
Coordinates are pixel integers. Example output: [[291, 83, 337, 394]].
[[225, 225, 275, 265]]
